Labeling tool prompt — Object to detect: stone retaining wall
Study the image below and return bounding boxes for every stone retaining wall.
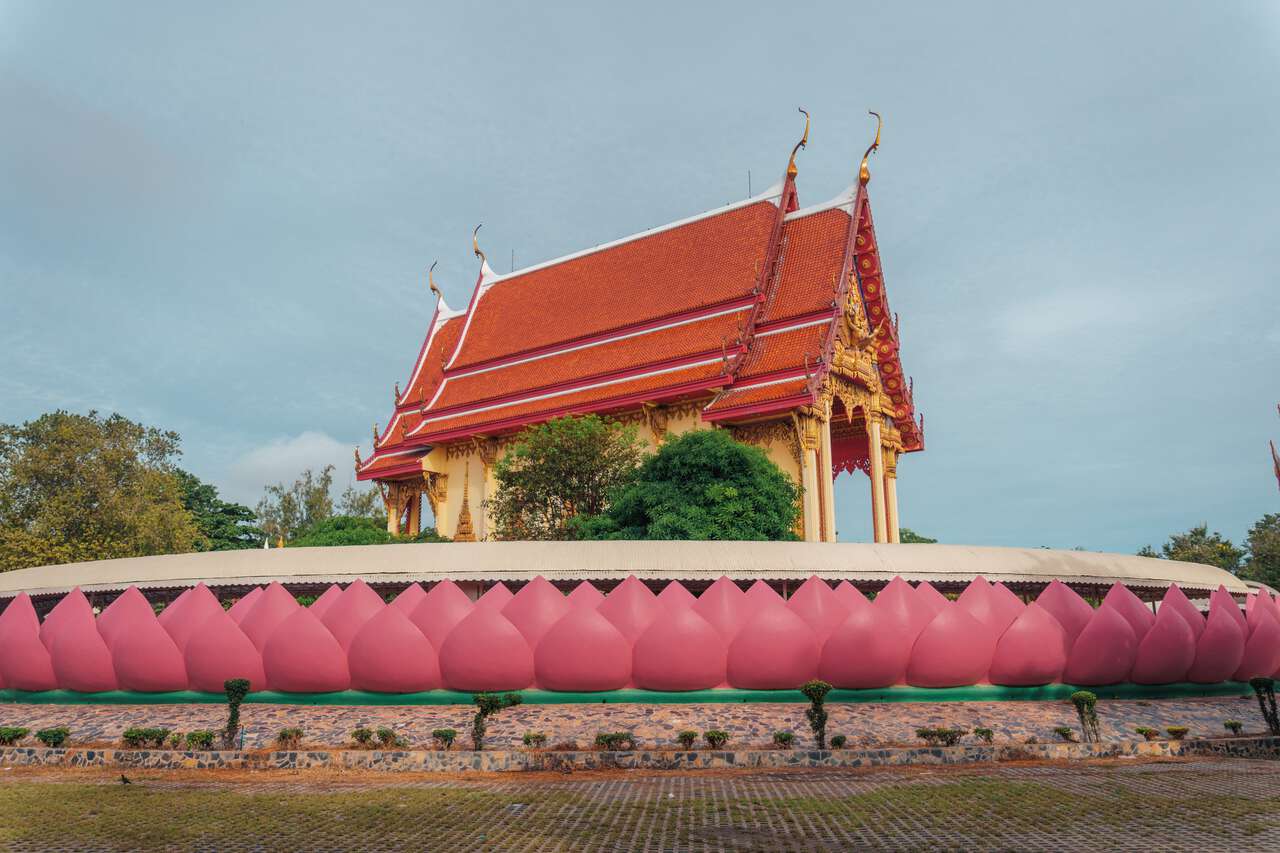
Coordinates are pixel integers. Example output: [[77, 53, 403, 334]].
[[3, 736, 1276, 773]]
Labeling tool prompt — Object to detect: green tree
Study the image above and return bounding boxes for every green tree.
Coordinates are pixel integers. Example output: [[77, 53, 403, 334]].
[[176, 470, 260, 551], [336, 483, 382, 522], [899, 528, 937, 544], [1139, 523, 1244, 572], [288, 516, 392, 547], [573, 429, 798, 540], [0, 411, 200, 570], [488, 415, 646, 540], [1243, 514, 1280, 589], [255, 466, 335, 543]]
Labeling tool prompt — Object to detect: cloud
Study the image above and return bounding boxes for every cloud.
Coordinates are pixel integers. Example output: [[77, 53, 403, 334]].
[[225, 431, 359, 507]]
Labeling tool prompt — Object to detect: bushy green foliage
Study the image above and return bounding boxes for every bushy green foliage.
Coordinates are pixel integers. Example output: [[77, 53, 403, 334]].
[[471, 692, 522, 751], [522, 732, 547, 748], [573, 429, 798, 541], [122, 727, 170, 748], [351, 727, 374, 748], [176, 470, 260, 551], [1070, 691, 1101, 743], [1052, 726, 1077, 743], [276, 728, 304, 749], [703, 730, 729, 749], [1138, 524, 1244, 572], [376, 727, 407, 749], [1166, 726, 1189, 740], [916, 727, 968, 747], [973, 727, 994, 744], [490, 415, 645, 540], [593, 732, 636, 751], [431, 729, 457, 750], [899, 528, 937, 544], [800, 679, 832, 749], [675, 730, 698, 749], [289, 516, 394, 547], [0, 727, 30, 745], [34, 727, 69, 748], [1243, 514, 1280, 589], [1249, 677, 1278, 735], [185, 730, 215, 750], [1134, 726, 1159, 741], [829, 734, 848, 749], [1224, 719, 1244, 735], [223, 678, 250, 741], [772, 731, 795, 749]]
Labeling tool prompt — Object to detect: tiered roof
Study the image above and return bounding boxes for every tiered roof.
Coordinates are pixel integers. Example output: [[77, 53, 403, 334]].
[[358, 140, 922, 481]]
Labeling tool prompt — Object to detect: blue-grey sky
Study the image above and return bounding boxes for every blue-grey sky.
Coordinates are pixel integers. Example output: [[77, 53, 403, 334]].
[[2, 2, 1277, 551]]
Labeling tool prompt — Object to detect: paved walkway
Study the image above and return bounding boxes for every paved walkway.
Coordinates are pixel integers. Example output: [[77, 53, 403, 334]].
[[0, 696, 1265, 750], [1, 758, 1278, 850]]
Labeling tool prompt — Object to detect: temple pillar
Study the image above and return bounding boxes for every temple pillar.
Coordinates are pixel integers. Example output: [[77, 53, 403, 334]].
[[385, 483, 401, 536], [867, 414, 888, 543], [406, 491, 421, 538], [819, 415, 837, 542], [796, 413, 821, 542], [883, 448, 900, 544]]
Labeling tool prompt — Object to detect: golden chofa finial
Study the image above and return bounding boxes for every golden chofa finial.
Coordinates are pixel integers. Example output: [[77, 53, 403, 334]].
[[428, 260, 442, 300], [859, 111, 882, 186], [372, 422, 380, 445], [472, 224, 486, 267], [786, 108, 810, 178]]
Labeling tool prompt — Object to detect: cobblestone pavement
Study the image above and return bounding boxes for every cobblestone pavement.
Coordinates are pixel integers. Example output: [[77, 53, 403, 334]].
[[1, 758, 1278, 850], [0, 695, 1264, 749]]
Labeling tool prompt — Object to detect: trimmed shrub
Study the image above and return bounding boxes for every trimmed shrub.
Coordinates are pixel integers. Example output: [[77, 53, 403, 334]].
[[1052, 726, 1077, 743], [351, 727, 374, 748], [1134, 726, 1159, 741], [276, 728, 304, 749], [35, 727, 70, 748], [800, 679, 832, 750], [916, 727, 968, 747], [1250, 677, 1279, 736], [432, 729, 458, 750], [185, 730, 215, 750], [167, 732, 184, 749], [1224, 720, 1243, 736], [829, 734, 848, 749], [1166, 726, 1189, 741], [1070, 691, 1101, 744], [594, 732, 637, 751], [676, 730, 698, 749], [772, 731, 795, 749], [0, 727, 30, 746], [122, 728, 171, 749], [223, 678, 251, 748], [973, 727, 994, 744], [703, 730, 729, 749], [376, 727, 408, 749], [471, 692, 522, 751], [522, 732, 547, 749]]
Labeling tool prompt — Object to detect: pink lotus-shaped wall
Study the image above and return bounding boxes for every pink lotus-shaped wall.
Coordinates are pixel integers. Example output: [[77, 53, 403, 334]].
[[7, 575, 1269, 696]]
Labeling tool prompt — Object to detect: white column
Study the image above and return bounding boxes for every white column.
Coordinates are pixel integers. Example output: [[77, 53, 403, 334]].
[[868, 416, 888, 543], [820, 415, 837, 542]]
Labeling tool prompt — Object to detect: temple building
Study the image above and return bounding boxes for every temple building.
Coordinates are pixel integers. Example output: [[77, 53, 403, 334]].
[[356, 114, 923, 543]]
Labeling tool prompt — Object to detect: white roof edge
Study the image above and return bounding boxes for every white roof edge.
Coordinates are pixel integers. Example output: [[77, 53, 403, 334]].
[[784, 185, 858, 221]]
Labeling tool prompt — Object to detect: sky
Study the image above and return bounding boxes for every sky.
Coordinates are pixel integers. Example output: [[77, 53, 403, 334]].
[[1, 2, 1277, 552]]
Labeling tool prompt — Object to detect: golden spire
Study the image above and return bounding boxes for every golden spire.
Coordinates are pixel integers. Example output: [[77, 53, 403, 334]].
[[353, 446, 363, 469], [859, 111, 882, 186], [394, 381, 401, 401], [454, 464, 476, 542], [472, 224, 486, 268], [428, 260, 442, 300], [372, 422, 380, 445], [786, 108, 810, 178]]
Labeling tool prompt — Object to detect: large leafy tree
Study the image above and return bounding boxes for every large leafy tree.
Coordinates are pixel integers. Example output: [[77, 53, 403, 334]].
[[1138, 523, 1245, 572], [255, 466, 336, 544], [1242, 513, 1280, 589], [573, 428, 798, 541], [176, 470, 260, 551], [287, 515, 449, 547], [899, 528, 937, 544], [488, 415, 646, 540], [0, 411, 200, 570]]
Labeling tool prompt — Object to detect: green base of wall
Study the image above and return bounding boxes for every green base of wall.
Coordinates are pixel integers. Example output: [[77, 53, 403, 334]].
[[0, 681, 1252, 706]]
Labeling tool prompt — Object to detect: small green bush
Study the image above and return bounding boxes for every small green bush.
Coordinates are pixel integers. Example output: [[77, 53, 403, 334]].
[[432, 728, 457, 750], [973, 727, 994, 744], [0, 727, 30, 746], [471, 692, 522, 751], [167, 732, 184, 749], [122, 727, 171, 749], [593, 731, 637, 751], [351, 727, 374, 748], [800, 679, 833, 750], [1070, 690, 1100, 743], [1052, 726, 1077, 743], [915, 727, 968, 747], [703, 730, 729, 749], [675, 730, 698, 749], [276, 728, 304, 749], [1250, 677, 1279, 736], [522, 732, 547, 748], [772, 731, 795, 749], [1134, 726, 1159, 741], [185, 730, 215, 750], [35, 727, 70, 748], [829, 734, 848, 749], [1166, 726, 1189, 741], [1224, 719, 1244, 736], [376, 727, 407, 749]]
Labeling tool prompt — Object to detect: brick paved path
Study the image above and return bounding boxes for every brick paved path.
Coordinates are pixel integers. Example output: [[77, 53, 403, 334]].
[[1, 758, 1278, 850], [0, 695, 1265, 750]]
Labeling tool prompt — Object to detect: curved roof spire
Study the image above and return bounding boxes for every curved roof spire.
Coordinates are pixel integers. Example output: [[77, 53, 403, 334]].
[[472, 224, 487, 268], [858, 111, 882, 186], [786, 108, 810, 178], [428, 260, 442, 300]]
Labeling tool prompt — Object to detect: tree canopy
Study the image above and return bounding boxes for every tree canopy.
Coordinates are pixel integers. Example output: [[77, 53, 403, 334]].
[[488, 415, 646, 540], [572, 428, 798, 541], [255, 466, 338, 544], [287, 515, 448, 547], [899, 528, 937, 544], [1138, 523, 1245, 572], [1242, 513, 1280, 589], [0, 411, 200, 570], [176, 470, 260, 551]]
